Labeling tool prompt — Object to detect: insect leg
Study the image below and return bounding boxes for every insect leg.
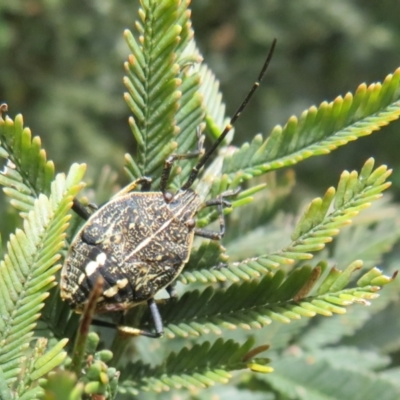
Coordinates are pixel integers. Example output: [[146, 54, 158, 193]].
[[72, 198, 92, 220], [148, 298, 164, 337], [73, 178, 151, 220], [166, 281, 178, 298], [194, 188, 240, 240], [72, 199, 98, 220], [72, 177, 152, 219], [117, 299, 164, 338], [91, 319, 118, 329], [160, 128, 204, 196], [112, 176, 152, 198], [194, 204, 225, 240]]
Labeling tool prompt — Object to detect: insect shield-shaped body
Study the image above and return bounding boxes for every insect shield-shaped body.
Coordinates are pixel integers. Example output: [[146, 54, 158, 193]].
[[61, 188, 201, 314], [61, 39, 276, 338]]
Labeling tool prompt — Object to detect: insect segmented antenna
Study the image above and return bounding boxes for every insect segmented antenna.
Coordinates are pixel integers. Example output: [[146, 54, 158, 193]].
[[181, 38, 277, 190]]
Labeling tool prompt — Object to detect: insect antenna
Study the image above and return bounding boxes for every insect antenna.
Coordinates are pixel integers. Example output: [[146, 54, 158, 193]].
[[181, 38, 277, 190]]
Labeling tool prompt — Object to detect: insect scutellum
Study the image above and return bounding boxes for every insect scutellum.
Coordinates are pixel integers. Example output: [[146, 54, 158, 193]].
[[60, 39, 277, 338]]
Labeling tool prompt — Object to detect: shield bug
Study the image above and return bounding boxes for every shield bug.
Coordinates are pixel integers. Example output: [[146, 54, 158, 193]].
[[60, 39, 277, 338]]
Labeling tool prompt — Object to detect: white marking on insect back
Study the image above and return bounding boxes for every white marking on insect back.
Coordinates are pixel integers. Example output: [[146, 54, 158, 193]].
[[97, 252, 107, 266], [85, 261, 99, 276], [85, 252, 107, 276], [104, 285, 119, 298], [102, 278, 128, 298], [117, 278, 128, 288]]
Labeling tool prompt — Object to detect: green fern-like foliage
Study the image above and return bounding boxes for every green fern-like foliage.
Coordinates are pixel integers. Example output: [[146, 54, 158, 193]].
[[0, 118, 86, 397], [119, 337, 271, 395], [0, 113, 55, 213], [1, 0, 400, 399], [123, 0, 204, 189], [221, 71, 400, 183]]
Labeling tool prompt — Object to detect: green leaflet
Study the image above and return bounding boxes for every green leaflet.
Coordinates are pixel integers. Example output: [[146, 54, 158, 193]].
[[123, 259, 394, 340], [0, 114, 55, 214], [119, 338, 271, 394], [264, 355, 400, 400], [123, 0, 204, 189], [0, 164, 85, 387], [221, 70, 400, 183], [198, 70, 400, 225], [180, 158, 391, 284]]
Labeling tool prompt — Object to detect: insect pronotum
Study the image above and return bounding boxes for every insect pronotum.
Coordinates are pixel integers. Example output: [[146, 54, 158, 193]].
[[60, 39, 277, 338]]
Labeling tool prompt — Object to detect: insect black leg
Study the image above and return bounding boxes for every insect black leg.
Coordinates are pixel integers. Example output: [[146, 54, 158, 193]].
[[147, 298, 164, 337], [91, 319, 118, 329], [139, 177, 152, 192], [194, 188, 240, 240], [72, 199, 92, 220], [160, 128, 204, 197], [194, 203, 225, 240], [166, 282, 177, 298], [72, 199, 98, 220], [117, 298, 163, 338]]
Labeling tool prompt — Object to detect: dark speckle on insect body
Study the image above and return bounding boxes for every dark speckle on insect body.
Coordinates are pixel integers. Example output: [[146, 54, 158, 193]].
[[60, 38, 277, 336], [60, 189, 201, 313]]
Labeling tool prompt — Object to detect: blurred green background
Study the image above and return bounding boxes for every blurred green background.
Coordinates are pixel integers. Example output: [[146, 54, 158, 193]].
[[1, 2, 400, 397], [1, 0, 400, 191]]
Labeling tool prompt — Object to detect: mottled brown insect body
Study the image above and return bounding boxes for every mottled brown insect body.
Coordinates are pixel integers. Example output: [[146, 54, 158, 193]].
[[61, 189, 201, 313], [61, 39, 276, 337]]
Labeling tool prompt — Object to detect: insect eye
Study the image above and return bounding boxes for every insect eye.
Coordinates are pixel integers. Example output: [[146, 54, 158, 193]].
[[185, 218, 196, 230]]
